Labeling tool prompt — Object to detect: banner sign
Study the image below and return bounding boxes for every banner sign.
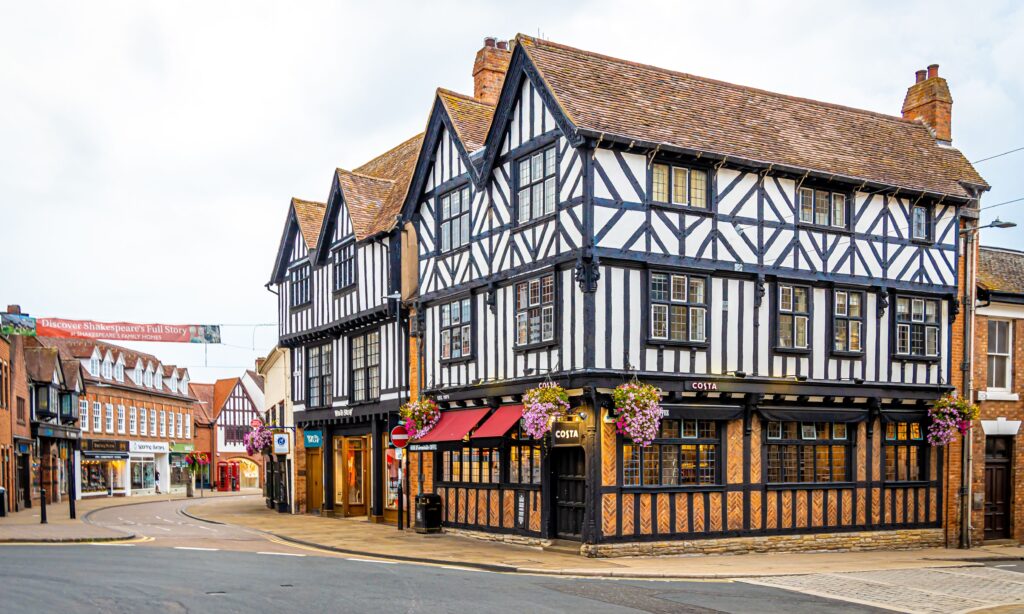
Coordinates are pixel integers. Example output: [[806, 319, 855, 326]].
[[0, 314, 37, 336], [36, 318, 221, 344]]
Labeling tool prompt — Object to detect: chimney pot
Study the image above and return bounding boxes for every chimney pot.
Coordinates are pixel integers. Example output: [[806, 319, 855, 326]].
[[902, 63, 953, 143], [915, 69, 926, 83], [6, 305, 21, 315], [496, 40, 508, 51], [484, 36, 496, 48], [927, 64, 939, 79]]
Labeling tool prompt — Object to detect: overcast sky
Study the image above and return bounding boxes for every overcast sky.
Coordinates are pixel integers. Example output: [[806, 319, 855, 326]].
[[2, 0, 1021, 383]]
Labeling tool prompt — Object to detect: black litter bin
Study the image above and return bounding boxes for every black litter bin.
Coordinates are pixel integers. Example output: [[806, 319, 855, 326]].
[[0, 487, 6, 517], [414, 493, 442, 534]]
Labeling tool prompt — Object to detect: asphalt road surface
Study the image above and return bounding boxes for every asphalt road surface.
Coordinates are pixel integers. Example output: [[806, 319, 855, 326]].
[[0, 498, 884, 613]]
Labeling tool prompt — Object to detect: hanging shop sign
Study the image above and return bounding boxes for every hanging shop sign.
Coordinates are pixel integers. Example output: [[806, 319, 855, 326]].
[[551, 421, 583, 447], [35, 318, 221, 344], [303, 430, 323, 449], [273, 432, 291, 455], [0, 313, 36, 336]]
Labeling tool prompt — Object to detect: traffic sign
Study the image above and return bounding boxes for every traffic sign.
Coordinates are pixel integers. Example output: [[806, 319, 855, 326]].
[[390, 425, 409, 448], [251, 418, 262, 428]]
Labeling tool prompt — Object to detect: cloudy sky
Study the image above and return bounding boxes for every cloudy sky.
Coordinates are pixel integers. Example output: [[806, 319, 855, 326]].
[[2, 0, 1021, 383]]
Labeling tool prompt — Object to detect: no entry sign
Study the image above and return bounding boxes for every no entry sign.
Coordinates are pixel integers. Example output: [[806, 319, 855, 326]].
[[250, 418, 263, 428], [390, 425, 409, 448]]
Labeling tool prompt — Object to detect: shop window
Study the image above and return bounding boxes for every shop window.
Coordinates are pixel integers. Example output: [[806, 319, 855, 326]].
[[440, 446, 501, 484], [622, 420, 720, 486], [884, 422, 928, 482], [509, 424, 542, 485], [765, 421, 851, 483]]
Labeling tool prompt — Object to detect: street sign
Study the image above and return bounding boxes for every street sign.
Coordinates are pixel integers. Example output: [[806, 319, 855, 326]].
[[273, 432, 291, 455], [390, 425, 409, 448], [250, 418, 262, 428]]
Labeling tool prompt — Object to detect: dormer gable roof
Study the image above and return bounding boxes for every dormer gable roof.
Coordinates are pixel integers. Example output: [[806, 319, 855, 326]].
[[477, 34, 987, 201], [268, 197, 326, 284]]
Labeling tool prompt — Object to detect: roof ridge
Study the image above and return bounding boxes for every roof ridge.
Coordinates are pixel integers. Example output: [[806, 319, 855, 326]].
[[437, 87, 496, 108], [981, 245, 1024, 255], [353, 133, 425, 177], [292, 197, 325, 208], [516, 33, 925, 128]]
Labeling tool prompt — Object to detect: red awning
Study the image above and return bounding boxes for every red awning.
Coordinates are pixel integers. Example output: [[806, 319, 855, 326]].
[[472, 405, 523, 439], [414, 408, 489, 443]]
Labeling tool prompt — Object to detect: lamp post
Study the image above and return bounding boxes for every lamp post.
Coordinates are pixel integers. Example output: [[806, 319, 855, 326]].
[[957, 216, 1016, 549]]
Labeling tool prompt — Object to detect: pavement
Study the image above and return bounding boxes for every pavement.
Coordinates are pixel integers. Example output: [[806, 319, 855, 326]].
[[183, 495, 1024, 580], [0, 488, 258, 542]]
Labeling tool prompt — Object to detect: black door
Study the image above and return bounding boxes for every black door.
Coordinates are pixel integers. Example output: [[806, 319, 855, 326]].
[[17, 454, 30, 509], [984, 436, 1012, 540], [552, 447, 586, 540]]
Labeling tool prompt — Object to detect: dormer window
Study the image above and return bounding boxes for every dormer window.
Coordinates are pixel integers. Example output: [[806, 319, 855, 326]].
[[516, 146, 556, 225], [290, 263, 311, 306], [115, 364, 124, 382], [438, 186, 471, 253], [168, 379, 177, 393], [155, 373, 162, 389], [331, 242, 356, 291], [90, 357, 99, 376], [144, 370, 153, 387], [102, 360, 112, 379]]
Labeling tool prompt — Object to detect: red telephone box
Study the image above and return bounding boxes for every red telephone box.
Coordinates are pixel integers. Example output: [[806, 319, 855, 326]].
[[217, 461, 229, 491], [230, 462, 240, 491]]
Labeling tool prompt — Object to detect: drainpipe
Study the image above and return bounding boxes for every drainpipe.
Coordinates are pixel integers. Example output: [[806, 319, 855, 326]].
[[960, 217, 976, 549]]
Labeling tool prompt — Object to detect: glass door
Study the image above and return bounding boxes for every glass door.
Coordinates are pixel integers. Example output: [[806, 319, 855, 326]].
[[343, 437, 368, 517]]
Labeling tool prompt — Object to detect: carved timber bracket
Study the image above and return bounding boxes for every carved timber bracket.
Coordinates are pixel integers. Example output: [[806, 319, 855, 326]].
[[575, 252, 601, 294], [486, 282, 498, 315], [754, 275, 766, 310], [950, 296, 960, 323], [876, 287, 889, 319]]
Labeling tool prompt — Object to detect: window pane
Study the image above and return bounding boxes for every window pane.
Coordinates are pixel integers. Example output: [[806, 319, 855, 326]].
[[532, 183, 544, 219], [832, 194, 846, 227], [440, 221, 450, 252], [652, 164, 668, 202], [450, 301, 460, 325], [690, 170, 707, 208], [779, 314, 793, 348], [780, 285, 793, 311], [541, 275, 554, 304], [850, 321, 862, 352], [680, 445, 697, 484], [450, 190, 460, 215], [795, 316, 808, 348], [544, 177, 556, 214], [462, 299, 471, 322], [689, 307, 706, 342], [529, 279, 540, 306], [623, 445, 640, 486], [440, 330, 450, 359], [671, 275, 687, 302], [661, 420, 680, 438], [519, 159, 531, 185], [461, 213, 470, 245], [651, 273, 668, 302], [689, 278, 705, 304], [848, 292, 861, 317], [532, 153, 543, 182], [793, 287, 808, 313], [642, 445, 660, 485], [541, 306, 554, 341], [669, 305, 687, 341], [651, 305, 668, 339], [815, 190, 830, 225], [661, 445, 679, 485], [672, 167, 688, 205], [462, 325, 472, 356], [516, 282, 528, 309], [835, 291, 847, 316], [925, 327, 939, 356], [835, 319, 848, 351], [544, 147, 555, 177], [441, 195, 450, 219], [516, 313, 527, 345], [518, 188, 531, 223]]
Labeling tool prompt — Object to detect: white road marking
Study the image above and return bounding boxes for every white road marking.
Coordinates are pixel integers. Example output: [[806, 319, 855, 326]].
[[257, 551, 305, 557], [345, 558, 397, 564], [995, 564, 1017, 568], [438, 565, 490, 573], [174, 546, 219, 551]]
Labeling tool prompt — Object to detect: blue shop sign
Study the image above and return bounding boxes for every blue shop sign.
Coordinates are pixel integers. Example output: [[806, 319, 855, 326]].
[[303, 430, 323, 449]]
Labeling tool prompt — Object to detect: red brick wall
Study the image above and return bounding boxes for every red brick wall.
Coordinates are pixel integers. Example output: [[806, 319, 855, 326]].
[[945, 224, 972, 546], [972, 313, 1024, 543], [0, 337, 12, 512]]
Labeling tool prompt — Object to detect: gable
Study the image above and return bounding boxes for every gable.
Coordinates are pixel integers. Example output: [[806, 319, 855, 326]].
[[269, 201, 321, 284]]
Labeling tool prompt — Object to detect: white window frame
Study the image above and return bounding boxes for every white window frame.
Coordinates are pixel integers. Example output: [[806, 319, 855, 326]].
[[130, 406, 137, 435], [93, 401, 102, 432], [185, 415, 192, 440], [149, 409, 156, 436], [798, 187, 848, 229], [105, 403, 114, 433], [140, 407, 148, 436], [80, 400, 89, 432], [649, 272, 707, 343], [160, 410, 166, 437], [987, 319, 1013, 392], [911, 205, 930, 240], [117, 404, 125, 434], [168, 412, 175, 438], [777, 283, 810, 350], [177, 412, 183, 439], [516, 146, 557, 225]]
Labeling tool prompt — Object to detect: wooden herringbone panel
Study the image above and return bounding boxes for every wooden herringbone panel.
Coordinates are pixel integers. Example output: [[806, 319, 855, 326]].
[[842, 490, 853, 525], [692, 494, 705, 532], [918, 488, 926, 524], [503, 490, 514, 527], [487, 490, 496, 526], [857, 422, 868, 481], [750, 490, 762, 530], [796, 490, 808, 528], [468, 488, 477, 524], [766, 491, 778, 529], [443, 488, 452, 521], [812, 490, 824, 527], [727, 491, 743, 531], [929, 487, 937, 522], [710, 492, 723, 532], [896, 489, 905, 524], [872, 422, 882, 481], [657, 493, 670, 534], [529, 491, 540, 532], [603, 494, 617, 536], [640, 494, 652, 535], [872, 488, 881, 525], [602, 422, 617, 486], [727, 421, 743, 484], [750, 415, 762, 483], [781, 491, 792, 529], [675, 493, 688, 533], [827, 490, 838, 526], [622, 494, 635, 535]]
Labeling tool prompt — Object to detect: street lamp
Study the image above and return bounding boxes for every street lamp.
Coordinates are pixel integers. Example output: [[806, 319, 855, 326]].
[[959, 217, 1017, 233]]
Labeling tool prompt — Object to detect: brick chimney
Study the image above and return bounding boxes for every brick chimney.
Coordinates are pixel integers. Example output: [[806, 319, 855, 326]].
[[6, 305, 21, 314], [901, 63, 953, 144], [473, 36, 511, 106]]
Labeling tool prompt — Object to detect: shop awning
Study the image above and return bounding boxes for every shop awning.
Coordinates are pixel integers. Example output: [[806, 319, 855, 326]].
[[880, 408, 930, 423], [414, 408, 489, 444], [757, 407, 869, 423], [472, 405, 523, 439], [662, 404, 744, 421]]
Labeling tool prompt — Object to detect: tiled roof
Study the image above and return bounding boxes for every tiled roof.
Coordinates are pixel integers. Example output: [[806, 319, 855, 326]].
[[189, 382, 216, 423], [245, 369, 265, 392], [438, 89, 494, 153], [979, 246, 1024, 296], [335, 169, 395, 240], [516, 35, 987, 198], [292, 198, 326, 250], [36, 337, 193, 400], [61, 359, 82, 391], [212, 378, 239, 418], [353, 133, 425, 237], [24, 347, 59, 384]]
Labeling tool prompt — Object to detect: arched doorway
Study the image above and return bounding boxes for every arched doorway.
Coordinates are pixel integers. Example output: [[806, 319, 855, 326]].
[[228, 457, 261, 489]]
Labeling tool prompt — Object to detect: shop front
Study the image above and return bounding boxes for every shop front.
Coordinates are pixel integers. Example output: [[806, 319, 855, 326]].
[[80, 439, 129, 497], [169, 443, 194, 493], [333, 431, 370, 517], [129, 440, 169, 495]]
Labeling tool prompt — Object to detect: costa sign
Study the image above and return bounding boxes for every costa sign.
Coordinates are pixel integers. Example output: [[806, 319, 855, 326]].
[[552, 421, 582, 447], [688, 381, 719, 391]]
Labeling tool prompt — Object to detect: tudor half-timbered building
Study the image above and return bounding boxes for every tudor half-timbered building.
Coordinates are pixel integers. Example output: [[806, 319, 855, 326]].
[[398, 37, 989, 555], [269, 136, 421, 523]]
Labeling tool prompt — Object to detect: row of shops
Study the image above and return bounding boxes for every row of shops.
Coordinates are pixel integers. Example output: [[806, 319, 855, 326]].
[[78, 440, 194, 497]]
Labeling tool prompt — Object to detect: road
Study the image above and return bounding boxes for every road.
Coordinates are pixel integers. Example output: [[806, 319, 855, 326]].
[[0, 498, 878, 614]]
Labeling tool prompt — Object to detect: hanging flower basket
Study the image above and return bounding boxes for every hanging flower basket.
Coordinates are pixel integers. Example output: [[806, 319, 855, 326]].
[[927, 393, 980, 446], [401, 397, 441, 440], [243, 424, 274, 456], [521, 382, 571, 439], [184, 452, 210, 475], [612, 382, 663, 447]]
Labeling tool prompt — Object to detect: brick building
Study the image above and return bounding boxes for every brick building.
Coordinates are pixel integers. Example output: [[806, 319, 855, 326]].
[[35, 337, 197, 497], [3, 308, 36, 511], [189, 382, 216, 489]]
